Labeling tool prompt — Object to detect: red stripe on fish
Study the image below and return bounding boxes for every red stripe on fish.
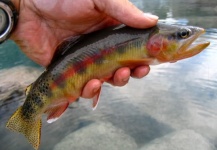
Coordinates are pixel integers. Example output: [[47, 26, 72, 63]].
[[50, 47, 116, 89]]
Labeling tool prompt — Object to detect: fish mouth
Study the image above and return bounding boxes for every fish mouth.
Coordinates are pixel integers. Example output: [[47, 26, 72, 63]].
[[179, 28, 210, 54], [169, 27, 210, 62]]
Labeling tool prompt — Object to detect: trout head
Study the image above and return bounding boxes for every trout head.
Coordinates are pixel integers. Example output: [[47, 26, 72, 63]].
[[146, 23, 210, 63]]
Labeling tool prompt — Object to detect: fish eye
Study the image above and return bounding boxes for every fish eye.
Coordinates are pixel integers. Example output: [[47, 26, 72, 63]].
[[178, 29, 191, 39]]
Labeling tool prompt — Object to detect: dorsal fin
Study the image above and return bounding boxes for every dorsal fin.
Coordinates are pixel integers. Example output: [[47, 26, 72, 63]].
[[50, 36, 84, 64], [25, 83, 33, 96]]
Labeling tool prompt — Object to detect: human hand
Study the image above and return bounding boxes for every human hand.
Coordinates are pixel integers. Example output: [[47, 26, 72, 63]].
[[11, 0, 158, 98]]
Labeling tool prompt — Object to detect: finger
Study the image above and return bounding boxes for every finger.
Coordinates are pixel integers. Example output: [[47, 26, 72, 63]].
[[94, 0, 158, 28], [107, 67, 130, 86], [81, 79, 102, 98], [131, 66, 150, 78]]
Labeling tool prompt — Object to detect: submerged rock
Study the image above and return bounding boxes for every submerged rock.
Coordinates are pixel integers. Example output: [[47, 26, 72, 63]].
[[139, 130, 216, 150], [54, 121, 137, 150], [0, 66, 41, 86], [0, 66, 42, 115], [0, 66, 42, 103]]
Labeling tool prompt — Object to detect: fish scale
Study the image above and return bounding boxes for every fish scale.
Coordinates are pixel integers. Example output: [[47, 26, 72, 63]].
[[6, 23, 210, 150]]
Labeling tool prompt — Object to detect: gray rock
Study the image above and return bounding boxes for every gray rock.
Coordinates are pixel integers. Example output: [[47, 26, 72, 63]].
[[0, 66, 42, 101], [0, 66, 42, 86], [139, 130, 216, 150], [54, 121, 137, 150]]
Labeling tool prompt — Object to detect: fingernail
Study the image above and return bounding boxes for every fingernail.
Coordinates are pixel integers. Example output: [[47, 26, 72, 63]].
[[144, 13, 159, 20]]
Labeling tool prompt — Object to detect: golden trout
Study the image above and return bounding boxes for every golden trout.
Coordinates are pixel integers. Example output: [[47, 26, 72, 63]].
[[6, 23, 210, 149]]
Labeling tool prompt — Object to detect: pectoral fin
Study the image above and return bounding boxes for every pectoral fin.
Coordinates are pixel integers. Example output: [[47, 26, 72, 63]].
[[45, 101, 69, 123], [92, 86, 102, 110]]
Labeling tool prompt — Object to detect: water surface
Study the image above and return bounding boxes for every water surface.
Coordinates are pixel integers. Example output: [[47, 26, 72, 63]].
[[0, 0, 217, 150]]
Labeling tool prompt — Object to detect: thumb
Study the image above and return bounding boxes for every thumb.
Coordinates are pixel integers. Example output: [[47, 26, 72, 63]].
[[94, 0, 158, 28]]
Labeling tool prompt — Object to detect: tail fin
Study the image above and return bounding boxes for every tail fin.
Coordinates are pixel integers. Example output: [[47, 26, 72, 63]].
[[6, 107, 42, 150]]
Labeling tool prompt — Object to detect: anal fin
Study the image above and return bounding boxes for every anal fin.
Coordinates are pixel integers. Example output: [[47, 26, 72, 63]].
[[45, 101, 69, 123]]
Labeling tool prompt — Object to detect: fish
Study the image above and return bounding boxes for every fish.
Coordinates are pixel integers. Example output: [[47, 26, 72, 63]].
[[6, 23, 210, 150]]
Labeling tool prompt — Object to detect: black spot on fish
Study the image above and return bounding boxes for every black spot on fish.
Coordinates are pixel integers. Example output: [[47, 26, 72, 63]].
[[44, 84, 49, 92], [32, 93, 44, 108], [37, 81, 50, 95], [43, 85, 53, 97], [22, 100, 35, 119], [51, 73, 61, 80], [33, 96, 44, 108], [22, 111, 31, 120]]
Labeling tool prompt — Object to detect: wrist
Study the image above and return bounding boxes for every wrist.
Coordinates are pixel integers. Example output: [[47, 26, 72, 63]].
[[10, 0, 20, 11], [0, 0, 19, 43]]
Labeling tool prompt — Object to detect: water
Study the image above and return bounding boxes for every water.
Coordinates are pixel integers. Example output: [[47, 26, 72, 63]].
[[0, 0, 217, 150], [0, 41, 39, 69]]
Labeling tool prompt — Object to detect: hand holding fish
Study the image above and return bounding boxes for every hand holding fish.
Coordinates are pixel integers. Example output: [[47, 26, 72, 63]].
[[10, 0, 158, 98]]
